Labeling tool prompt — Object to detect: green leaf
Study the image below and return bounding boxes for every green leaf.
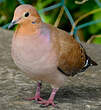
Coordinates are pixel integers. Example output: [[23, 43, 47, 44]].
[[92, 37, 101, 44]]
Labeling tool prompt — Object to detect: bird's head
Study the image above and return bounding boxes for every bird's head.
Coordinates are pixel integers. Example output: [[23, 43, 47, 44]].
[[8, 4, 41, 29]]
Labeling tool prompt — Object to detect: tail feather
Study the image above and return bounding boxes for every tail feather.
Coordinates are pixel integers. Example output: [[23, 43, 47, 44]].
[[89, 58, 98, 66], [81, 55, 98, 72], [87, 56, 98, 66]]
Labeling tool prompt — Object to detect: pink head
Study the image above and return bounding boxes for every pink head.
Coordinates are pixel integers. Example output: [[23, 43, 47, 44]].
[[8, 4, 41, 29]]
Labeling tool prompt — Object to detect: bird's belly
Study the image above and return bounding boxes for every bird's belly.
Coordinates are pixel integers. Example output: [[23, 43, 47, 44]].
[[11, 36, 58, 81]]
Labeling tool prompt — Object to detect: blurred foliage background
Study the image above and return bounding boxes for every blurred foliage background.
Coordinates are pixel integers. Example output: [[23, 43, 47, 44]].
[[0, 0, 101, 44]]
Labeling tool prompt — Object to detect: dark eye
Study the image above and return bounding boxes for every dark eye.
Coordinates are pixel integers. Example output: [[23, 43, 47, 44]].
[[24, 12, 29, 17]]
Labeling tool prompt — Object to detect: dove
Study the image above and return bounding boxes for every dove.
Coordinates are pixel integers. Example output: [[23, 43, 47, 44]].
[[8, 4, 97, 107]]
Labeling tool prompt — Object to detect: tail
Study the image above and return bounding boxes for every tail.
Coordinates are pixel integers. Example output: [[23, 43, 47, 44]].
[[81, 55, 98, 72], [80, 44, 98, 66], [87, 55, 98, 66]]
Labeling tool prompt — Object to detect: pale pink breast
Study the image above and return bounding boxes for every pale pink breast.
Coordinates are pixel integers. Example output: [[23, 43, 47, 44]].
[[11, 32, 58, 80]]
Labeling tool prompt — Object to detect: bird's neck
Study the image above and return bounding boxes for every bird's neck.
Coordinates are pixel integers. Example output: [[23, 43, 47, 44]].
[[15, 21, 42, 37]]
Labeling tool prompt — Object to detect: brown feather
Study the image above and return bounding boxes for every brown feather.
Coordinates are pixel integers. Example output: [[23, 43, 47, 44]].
[[48, 24, 89, 76]]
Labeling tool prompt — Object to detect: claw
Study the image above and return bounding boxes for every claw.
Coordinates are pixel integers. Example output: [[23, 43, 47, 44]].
[[38, 99, 56, 107], [25, 82, 43, 101], [25, 96, 44, 101]]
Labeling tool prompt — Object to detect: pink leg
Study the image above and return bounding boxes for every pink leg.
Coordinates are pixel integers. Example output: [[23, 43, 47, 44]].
[[39, 88, 59, 107], [26, 81, 44, 101]]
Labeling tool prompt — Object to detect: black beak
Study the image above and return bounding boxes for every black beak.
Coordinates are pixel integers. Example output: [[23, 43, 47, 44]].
[[8, 20, 17, 29]]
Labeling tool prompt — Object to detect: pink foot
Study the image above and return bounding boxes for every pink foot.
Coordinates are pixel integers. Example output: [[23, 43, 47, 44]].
[[38, 88, 58, 107], [38, 99, 56, 107], [25, 82, 43, 101], [25, 95, 44, 101]]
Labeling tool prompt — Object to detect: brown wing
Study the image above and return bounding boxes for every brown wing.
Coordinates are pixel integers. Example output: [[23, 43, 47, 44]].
[[49, 24, 86, 76]]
